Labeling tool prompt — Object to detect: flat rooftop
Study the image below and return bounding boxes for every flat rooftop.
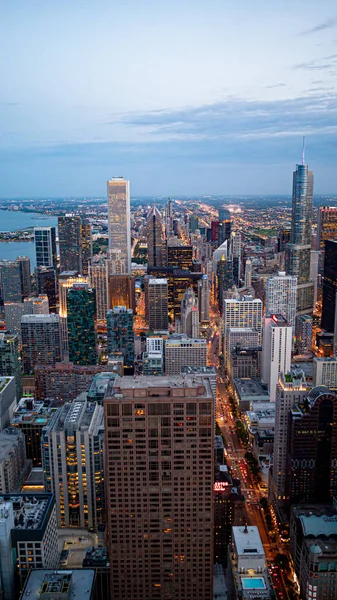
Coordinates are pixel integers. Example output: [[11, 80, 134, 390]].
[[0, 428, 24, 462], [181, 366, 216, 375], [0, 494, 53, 530], [21, 569, 95, 600], [148, 278, 168, 284], [111, 375, 213, 398], [233, 526, 265, 557], [234, 378, 269, 400], [299, 514, 337, 538]]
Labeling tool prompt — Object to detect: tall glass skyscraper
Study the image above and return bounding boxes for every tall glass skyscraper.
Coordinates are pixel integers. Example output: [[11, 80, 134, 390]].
[[34, 227, 57, 269], [286, 159, 314, 315], [107, 177, 131, 274]]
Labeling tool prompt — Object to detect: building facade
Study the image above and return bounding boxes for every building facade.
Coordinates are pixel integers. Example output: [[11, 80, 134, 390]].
[[107, 177, 131, 273], [34, 227, 57, 269], [146, 278, 169, 331], [265, 272, 297, 331], [21, 314, 63, 374], [107, 306, 134, 368], [261, 315, 292, 402], [147, 205, 166, 267], [67, 285, 97, 365], [165, 334, 207, 375]]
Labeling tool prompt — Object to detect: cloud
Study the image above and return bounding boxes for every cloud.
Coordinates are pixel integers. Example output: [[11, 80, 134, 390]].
[[299, 18, 337, 36]]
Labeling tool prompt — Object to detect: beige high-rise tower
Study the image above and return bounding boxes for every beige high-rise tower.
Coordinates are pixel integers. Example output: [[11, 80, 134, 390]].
[[107, 177, 131, 273], [105, 375, 214, 600]]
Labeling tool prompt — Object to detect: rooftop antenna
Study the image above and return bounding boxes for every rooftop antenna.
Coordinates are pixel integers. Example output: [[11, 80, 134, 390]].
[[302, 135, 305, 166]]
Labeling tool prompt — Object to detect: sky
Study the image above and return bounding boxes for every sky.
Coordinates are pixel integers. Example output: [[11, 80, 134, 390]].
[[1, 0, 337, 197]]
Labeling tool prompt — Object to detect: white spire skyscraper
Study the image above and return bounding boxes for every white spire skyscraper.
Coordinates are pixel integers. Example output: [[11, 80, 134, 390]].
[[286, 147, 314, 315], [107, 177, 131, 273]]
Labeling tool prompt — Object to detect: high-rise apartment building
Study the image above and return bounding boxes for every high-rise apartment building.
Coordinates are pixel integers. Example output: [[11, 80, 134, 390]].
[[23, 295, 49, 315], [11, 398, 55, 466], [146, 278, 169, 331], [88, 262, 108, 321], [230, 231, 241, 285], [316, 206, 337, 251], [0, 260, 23, 303], [165, 334, 207, 375], [261, 315, 292, 402], [295, 314, 312, 354], [42, 395, 104, 528], [180, 287, 199, 338], [106, 306, 134, 367], [321, 240, 337, 333], [0, 333, 22, 399], [21, 314, 63, 374], [286, 158, 314, 315], [218, 207, 231, 246], [34, 227, 57, 269], [16, 256, 31, 298], [35, 266, 57, 313], [271, 370, 308, 510], [107, 177, 131, 273], [265, 272, 297, 331], [58, 215, 92, 275], [313, 357, 337, 390], [4, 303, 25, 339], [0, 429, 27, 494], [67, 284, 97, 365], [58, 272, 88, 317], [147, 205, 166, 267], [217, 255, 233, 311], [223, 296, 263, 365], [105, 375, 214, 600], [107, 274, 135, 311], [198, 274, 210, 323], [35, 363, 114, 401], [287, 387, 337, 505], [310, 250, 320, 308]]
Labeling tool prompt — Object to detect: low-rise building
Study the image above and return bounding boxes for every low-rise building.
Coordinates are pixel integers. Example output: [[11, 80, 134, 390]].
[[233, 377, 269, 411], [20, 569, 95, 600]]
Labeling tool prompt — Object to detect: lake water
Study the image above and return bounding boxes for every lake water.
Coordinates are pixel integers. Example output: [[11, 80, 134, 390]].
[[0, 210, 58, 271]]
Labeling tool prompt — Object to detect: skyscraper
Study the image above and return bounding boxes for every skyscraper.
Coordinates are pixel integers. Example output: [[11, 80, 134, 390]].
[[88, 262, 108, 321], [146, 277, 169, 331], [244, 258, 252, 288], [310, 250, 320, 309], [180, 287, 199, 338], [67, 284, 97, 365], [261, 315, 292, 402], [0, 332, 22, 399], [316, 206, 337, 251], [42, 395, 104, 528], [167, 244, 193, 270], [35, 266, 57, 313], [265, 272, 297, 331], [217, 255, 233, 311], [286, 153, 314, 315], [223, 296, 263, 366], [165, 334, 207, 375], [107, 177, 131, 273], [58, 215, 92, 275], [21, 314, 63, 374], [230, 231, 242, 285], [198, 274, 210, 323], [34, 226, 57, 269], [295, 314, 313, 354], [321, 240, 337, 333], [0, 260, 24, 302], [107, 274, 135, 311], [105, 375, 214, 600], [16, 256, 31, 298], [106, 306, 134, 367], [218, 207, 231, 245], [147, 205, 166, 267]]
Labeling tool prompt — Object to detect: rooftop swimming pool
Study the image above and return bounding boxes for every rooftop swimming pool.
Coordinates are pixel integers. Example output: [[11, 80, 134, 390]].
[[241, 577, 266, 590]]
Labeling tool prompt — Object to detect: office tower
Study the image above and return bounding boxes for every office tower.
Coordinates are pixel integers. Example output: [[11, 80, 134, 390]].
[[35, 363, 114, 402], [58, 272, 88, 317], [277, 227, 291, 253], [0, 429, 27, 494], [310, 250, 320, 308], [217, 255, 233, 311], [295, 314, 312, 354], [23, 295, 49, 315], [146, 278, 169, 330], [228, 346, 260, 380], [189, 214, 199, 233], [0, 377, 17, 430], [35, 266, 57, 313], [271, 370, 307, 510], [89, 262, 108, 321], [285, 156, 314, 315], [107, 177, 131, 273], [67, 285, 97, 365], [261, 315, 292, 402], [0, 497, 15, 600], [0, 333, 22, 399], [211, 221, 219, 244], [198, 274, 210, 323], [107, 306, 134, 367], [106, 247, 126, 275], [0, 260, 23, 303], [167, 197, 173, 237], [290, 505, 337, 600], [21, 314, 63, 374], [107, 274, 135, 310], [105, 375, 214, 600], [0, 493, 58, 592], [321, 240, 337, 332], [230, 231, 241, 285], [11, 398, 54, 466], [244, 258, 252, 288], [42, 395, 104, 528], [4, 303, 24, 339], [34, 226, 57, 269], [147, 266, 203, 321], [180, 287, 199, 338], [265, 271, 297, 330], [223, 296, 263, 365], [167, 245, 193, 270], [218, 207, 231, 245], [313, 357, 337, 389], [316, 206, 337, 251], [58, 215, 92, 274], [147, 205, 166, 267], [227, 526, 273, 599], [287, 387, 337, 505], [15, 256, 31, 298], [227, 327, 259, 366], [165, 334, 207, 375]]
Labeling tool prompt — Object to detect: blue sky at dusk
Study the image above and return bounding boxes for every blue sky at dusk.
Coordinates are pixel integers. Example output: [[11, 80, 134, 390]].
[[1, 0, 337, 196]]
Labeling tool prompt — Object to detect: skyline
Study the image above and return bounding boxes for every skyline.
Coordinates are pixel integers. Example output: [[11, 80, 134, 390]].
[[1, 0, 337, 195]]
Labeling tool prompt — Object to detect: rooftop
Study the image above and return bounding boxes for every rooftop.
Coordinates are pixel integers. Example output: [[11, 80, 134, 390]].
[[233, 525, 265, 557], [83, 546, 109, 567], [233, 378, 269, 400], [48, 395, 103, 432], [148, 278, 168, 285], [181, 366, 216, 375], [298, 513, 337, 538], [111, 375, 213, 398], [166, 334, 207, 346], [0, 428, 25, 462], [0, 494, 53, 531], [20, 569, 95, 600], [12, 398, 55, 426]]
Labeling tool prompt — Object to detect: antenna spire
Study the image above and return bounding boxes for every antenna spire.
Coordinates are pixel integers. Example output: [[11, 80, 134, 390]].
[[302, 136, 305, 166]]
